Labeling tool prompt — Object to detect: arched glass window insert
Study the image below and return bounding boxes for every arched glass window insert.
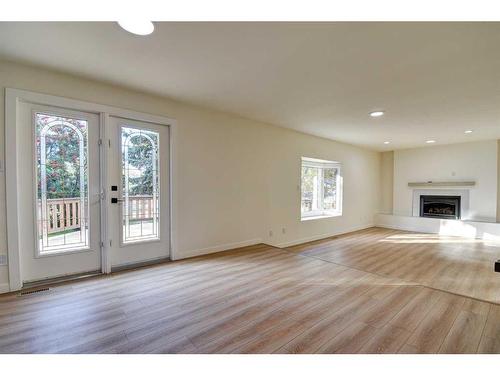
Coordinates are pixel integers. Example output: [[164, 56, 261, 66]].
[[35, 113, 89, 254], [121, 126, 160, 243]]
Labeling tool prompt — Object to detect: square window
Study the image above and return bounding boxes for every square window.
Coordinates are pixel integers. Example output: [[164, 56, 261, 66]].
[[301, 157, 342, 220]]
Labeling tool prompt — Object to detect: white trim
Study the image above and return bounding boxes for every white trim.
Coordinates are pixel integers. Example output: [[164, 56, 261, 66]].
[[302, 156, 340, 168], [5, 90, 22, 291], [5, 88, 177, 290], [0, 283, 10, 294], [99, 113, 111, 274], [169, 118, 178, 260], [300, 156, 343, 220], [273, 223, 375, 248], [7, 88, 173, 125], [301, 212, 343, 221], [173, 238, 262, 260]]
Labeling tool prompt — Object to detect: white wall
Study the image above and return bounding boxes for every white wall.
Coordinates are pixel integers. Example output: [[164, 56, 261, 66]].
[[262, 126, 379, 248], [498, 140, 500, 222], [379, 151, 394, 215], [393, 141, 498, 222], [0, 60, 380, 288]]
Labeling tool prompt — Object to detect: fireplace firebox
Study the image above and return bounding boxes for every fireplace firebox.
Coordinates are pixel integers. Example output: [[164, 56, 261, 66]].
[[419, 195, 461, 220]]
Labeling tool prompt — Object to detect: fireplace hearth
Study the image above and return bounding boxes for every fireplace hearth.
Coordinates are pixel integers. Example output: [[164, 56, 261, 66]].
[[419, 195, 461, 220]]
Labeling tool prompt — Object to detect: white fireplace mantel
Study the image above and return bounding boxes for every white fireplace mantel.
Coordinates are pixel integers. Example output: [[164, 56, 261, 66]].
[[408, 181, 475, 188]]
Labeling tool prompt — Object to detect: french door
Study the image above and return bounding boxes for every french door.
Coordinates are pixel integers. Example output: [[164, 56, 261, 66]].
[[13, 99, 171, 286], [17, 103, 101, 283], [107, 116, 170, 268], [7, 89, 173, 289]]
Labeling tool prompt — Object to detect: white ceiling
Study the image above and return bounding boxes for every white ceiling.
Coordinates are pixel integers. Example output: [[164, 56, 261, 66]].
[[0, 22, 499, 150]]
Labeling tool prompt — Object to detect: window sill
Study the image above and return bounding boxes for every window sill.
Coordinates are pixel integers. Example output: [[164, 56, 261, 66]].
[[301, 212, 342, 221]]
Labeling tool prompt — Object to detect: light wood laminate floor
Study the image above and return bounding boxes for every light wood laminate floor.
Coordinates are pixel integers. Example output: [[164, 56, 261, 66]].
[[0, 227, 499, 353], [288, 227, 500, 304]]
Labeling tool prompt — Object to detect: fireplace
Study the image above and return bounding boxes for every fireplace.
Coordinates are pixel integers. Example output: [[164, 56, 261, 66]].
[[419, 195, 461, 220]]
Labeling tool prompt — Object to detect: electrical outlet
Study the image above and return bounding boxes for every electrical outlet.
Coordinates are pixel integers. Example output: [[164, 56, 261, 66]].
[[0, 255, 7, 266]]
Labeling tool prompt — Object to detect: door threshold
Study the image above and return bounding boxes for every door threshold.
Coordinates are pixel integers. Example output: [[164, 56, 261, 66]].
[[22, 270, 102, 290], [111, 257, 171, 273]]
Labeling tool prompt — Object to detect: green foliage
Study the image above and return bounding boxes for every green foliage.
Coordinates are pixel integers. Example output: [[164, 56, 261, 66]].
[[301, 167, 317, 200], [37, 120, 87, 200], [36, 119, 159, 201], [301, 166, 337, 210], [323, 168, 337, 198], [122, 128, 158, 196]]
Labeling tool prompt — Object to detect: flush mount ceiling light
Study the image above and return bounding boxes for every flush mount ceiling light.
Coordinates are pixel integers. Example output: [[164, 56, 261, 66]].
[[118, 21, 154, 36], [369, 111, 385, 117], [425, 140, 436, 144], [383, 141, 390, 145], [464, 130, 473, 134]]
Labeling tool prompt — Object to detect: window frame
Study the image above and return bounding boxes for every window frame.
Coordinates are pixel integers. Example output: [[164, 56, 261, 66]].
[[300, 157, 343, 220]]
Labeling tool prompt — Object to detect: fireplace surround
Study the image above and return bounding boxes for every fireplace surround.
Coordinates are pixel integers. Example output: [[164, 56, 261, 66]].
[[419, 195, 461, 220]]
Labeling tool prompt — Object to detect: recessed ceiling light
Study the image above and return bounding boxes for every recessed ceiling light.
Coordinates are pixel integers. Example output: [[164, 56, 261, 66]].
[[425, 140, 436, 144], [118, 21, 154, 36], [383, 141, 390, 145], [369, 111, 385, 117], [464, 130, 473, 134]]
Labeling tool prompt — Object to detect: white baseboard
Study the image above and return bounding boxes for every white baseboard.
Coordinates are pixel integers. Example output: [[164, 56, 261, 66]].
[[0, 283, 10, 294], [155, 224, 378, 260], [272, 224, 375, 248], [172, 238, 263, 260]]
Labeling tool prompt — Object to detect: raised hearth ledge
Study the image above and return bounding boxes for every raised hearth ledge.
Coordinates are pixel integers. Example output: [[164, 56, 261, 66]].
[[375, 213, 500, 242]]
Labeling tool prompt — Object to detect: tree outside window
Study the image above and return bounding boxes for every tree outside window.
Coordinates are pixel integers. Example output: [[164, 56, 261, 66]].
[[301, 157, 342, 219]]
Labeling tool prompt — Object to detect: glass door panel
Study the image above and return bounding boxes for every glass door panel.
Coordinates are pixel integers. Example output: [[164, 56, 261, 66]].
[[35, 113, 90, 255], [121, 126, 160, 243]]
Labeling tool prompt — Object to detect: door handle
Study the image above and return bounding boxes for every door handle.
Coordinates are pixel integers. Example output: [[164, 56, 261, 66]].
[[111, 198, 125, 204]]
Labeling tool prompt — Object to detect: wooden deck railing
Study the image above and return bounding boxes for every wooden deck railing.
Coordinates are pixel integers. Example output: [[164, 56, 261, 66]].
[[38, 198, 82, 234], [124, 195, 155, 221], [39, 195, 155, 234]]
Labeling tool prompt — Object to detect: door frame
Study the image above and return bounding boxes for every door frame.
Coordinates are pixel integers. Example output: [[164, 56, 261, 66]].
[[5, 88, 178, 291]]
